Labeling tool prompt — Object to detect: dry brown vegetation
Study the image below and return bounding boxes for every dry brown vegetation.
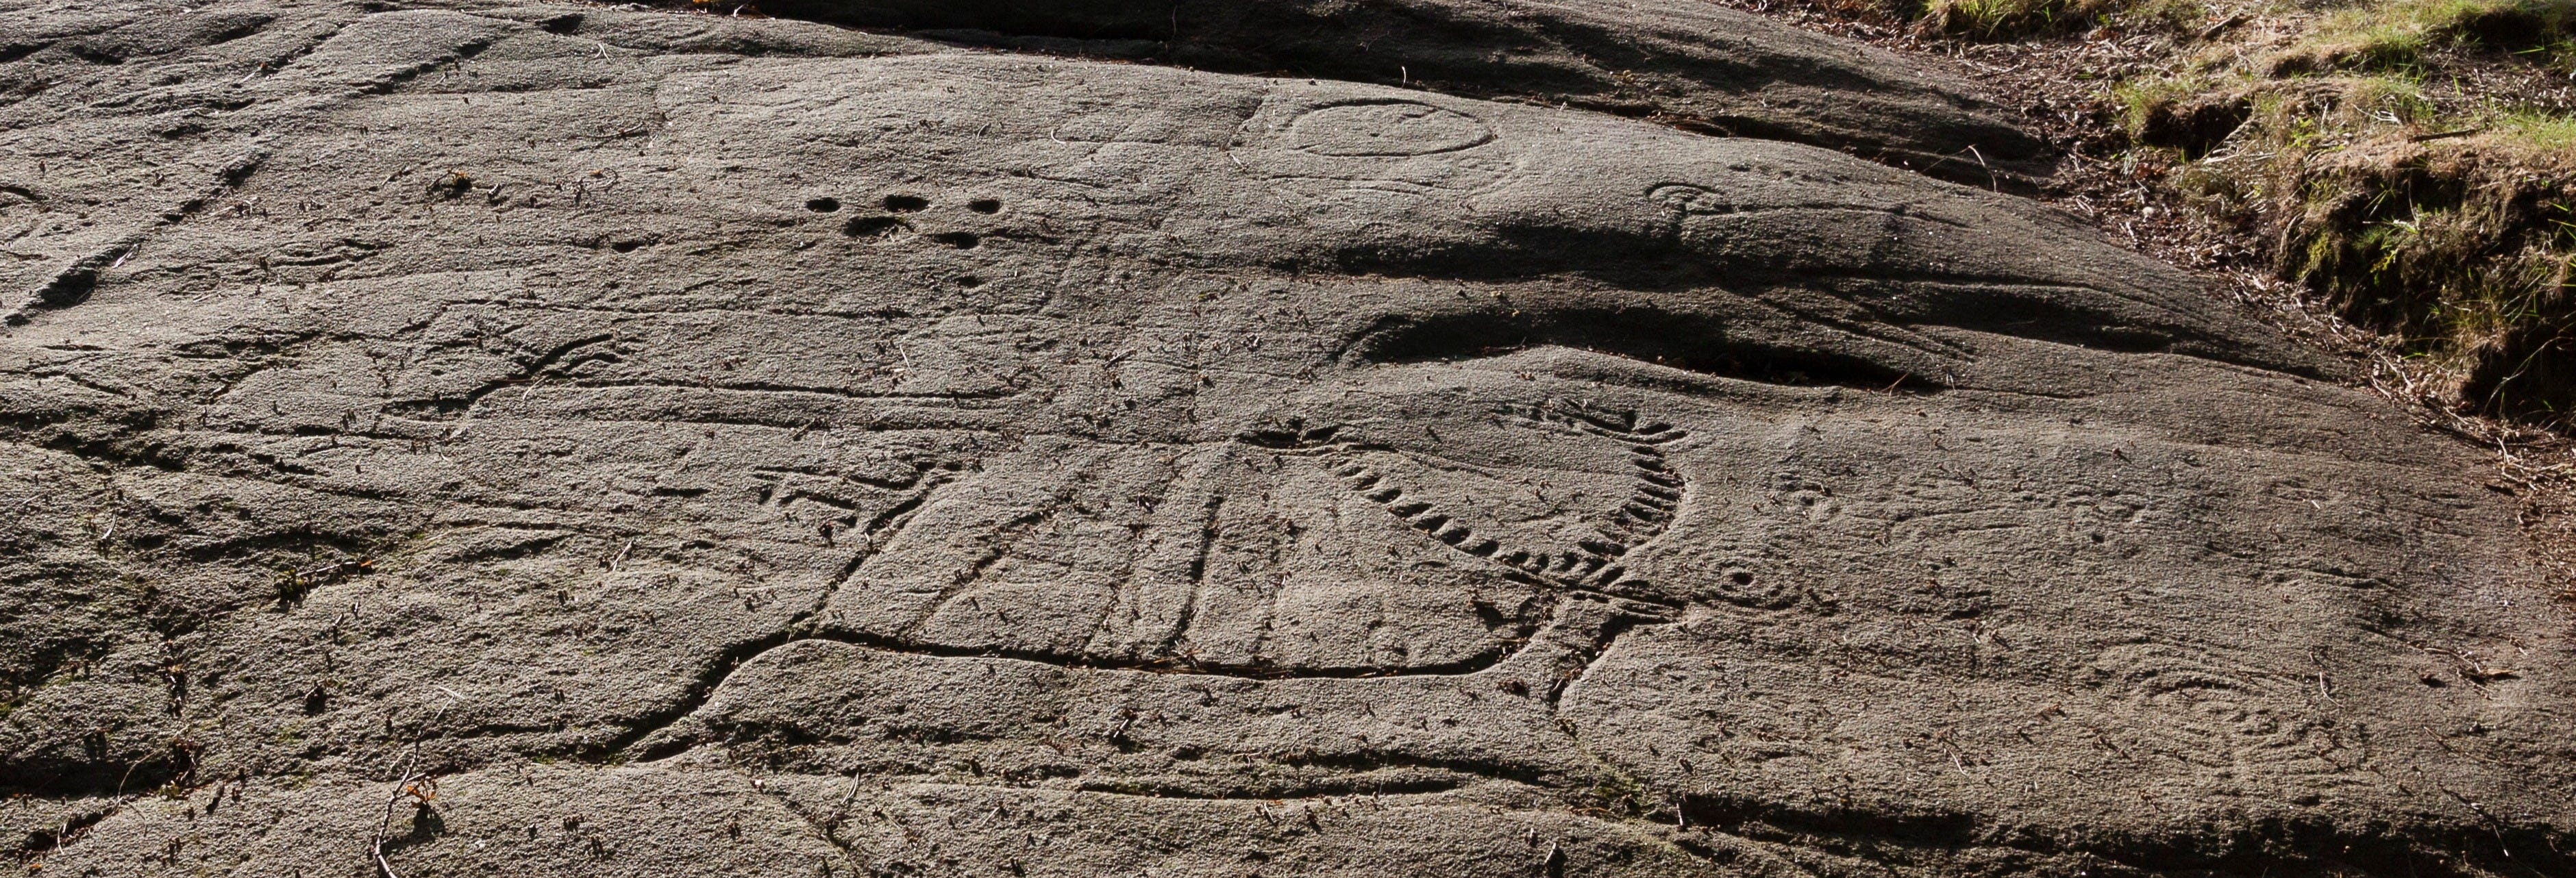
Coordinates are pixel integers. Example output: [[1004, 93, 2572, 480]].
[[1739, 0, 2576, 425], [1712, 0, 2576, 587], [2125, 0, 2576, 422]]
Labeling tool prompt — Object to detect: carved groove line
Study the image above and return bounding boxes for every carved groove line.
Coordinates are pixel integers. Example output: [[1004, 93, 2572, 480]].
[[1323, 399, 1685, 593]]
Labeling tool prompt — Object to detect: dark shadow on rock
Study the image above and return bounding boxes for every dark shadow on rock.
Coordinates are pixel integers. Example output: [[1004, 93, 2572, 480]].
[[753, 0, 2054, 190]]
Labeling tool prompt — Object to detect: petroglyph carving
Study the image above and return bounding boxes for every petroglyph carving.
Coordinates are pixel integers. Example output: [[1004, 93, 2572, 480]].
[[3, 2, 2566, 875], [1284, 101, 1496, 157]]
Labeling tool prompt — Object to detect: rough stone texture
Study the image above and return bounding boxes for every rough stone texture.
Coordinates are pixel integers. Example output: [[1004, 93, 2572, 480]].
[[0, 1, 2568, 876], [743, 0, 2055, 188]]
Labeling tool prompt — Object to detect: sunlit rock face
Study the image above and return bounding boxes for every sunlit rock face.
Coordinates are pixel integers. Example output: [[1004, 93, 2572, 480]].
[[1, 2, 2568, 875]]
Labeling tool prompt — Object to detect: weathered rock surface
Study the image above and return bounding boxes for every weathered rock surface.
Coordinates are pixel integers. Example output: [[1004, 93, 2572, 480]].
[[745, 0, 2055, 186], [0, 1, 2568, 876]]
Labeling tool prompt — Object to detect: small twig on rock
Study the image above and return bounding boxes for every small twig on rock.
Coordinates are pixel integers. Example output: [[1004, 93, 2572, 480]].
[[370, 750, 424, 878]]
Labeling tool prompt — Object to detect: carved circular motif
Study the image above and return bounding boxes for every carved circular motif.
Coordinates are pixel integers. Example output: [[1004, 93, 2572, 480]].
[[1285, 101, 1496, 156]]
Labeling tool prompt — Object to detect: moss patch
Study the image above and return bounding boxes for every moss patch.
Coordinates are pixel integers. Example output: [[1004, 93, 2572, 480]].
[[1816, 0, 2576, 425]]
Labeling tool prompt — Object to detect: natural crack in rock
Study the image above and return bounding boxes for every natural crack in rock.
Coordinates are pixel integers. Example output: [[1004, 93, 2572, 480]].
[[0, 1, 2570, 875]]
